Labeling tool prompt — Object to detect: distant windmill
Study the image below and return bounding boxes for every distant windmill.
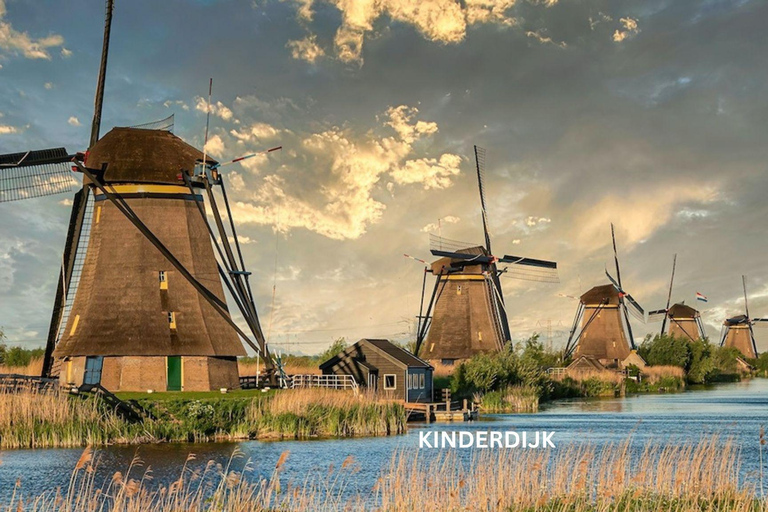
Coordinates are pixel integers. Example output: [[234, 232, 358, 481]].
[[0, 1, 280, 390], [411, 146, 558, 364], [647, 255, 706, 342], [720, 276, 767, 359], [563, 224, 645, 367]]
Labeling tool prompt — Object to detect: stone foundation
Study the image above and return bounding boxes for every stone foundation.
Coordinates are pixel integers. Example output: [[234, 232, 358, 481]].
[[58, 355, 240, 392]]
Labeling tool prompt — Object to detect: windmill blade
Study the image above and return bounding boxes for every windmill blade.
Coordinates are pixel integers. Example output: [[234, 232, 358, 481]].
[[430, 249, 494, 264], [624, 293, 646, 322], [661, 254, 677, 335], [0, 148, 79, 202], [605, 269, 621, 291], [742, 275, 750, 319], [474, 145, 492, 254], [611, 223, 623, 289], [647, 309, 668, 323], [429, 233, 483, 253], [499, 255, 557, 269], [501, 266, 560, 283], [752, 318, 768, 328]]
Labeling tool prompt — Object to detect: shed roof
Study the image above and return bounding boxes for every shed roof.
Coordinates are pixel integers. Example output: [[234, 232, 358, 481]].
[[319, 339, 433, 370]]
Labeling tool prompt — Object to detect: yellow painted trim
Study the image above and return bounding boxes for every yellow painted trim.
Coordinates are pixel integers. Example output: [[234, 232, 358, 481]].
[[104, 184, 191, 195], [69, 315, 80, 336], [66, 360, 73, 383], [159, 271, 168, 290], [168, 311, 177, 330], [443, 275, 486, 281], [585, 304, 620, 309], [95, 206, 102, 224]]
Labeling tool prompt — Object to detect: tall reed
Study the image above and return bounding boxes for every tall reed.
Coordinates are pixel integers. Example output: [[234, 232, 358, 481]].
[[4, 436, 763, 511]]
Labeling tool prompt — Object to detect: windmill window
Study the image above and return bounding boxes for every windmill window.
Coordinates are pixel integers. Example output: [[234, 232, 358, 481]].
[[457, 285, 462, 295], [159, 271, 168, 290], [420, 373, 425, 389], [383, 374, 396, 390], [168, 311, 177, 330]]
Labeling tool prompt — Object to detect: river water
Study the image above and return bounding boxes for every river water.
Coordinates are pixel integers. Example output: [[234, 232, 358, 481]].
[[1, 379, 767, 505]]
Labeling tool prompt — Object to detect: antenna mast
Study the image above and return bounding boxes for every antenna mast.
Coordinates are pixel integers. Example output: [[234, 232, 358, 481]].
[[89, 0, 114, 148]]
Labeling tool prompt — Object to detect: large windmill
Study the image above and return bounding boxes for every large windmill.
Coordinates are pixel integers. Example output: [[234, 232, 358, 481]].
[[647, 255, 706, 342], [563, 224, 645, 367], [720, 276, 767, 359], [411, 146, 558, 365], [0, 1, 279, 390]]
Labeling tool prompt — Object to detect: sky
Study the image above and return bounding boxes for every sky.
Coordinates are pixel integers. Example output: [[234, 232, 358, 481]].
[[1, 0, 768, 356]]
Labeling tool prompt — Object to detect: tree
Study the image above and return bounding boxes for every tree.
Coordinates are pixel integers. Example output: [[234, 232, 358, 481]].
[[0, 327, 6, 365], [318, 338, 347, 362], [638, 334, 690, 368]]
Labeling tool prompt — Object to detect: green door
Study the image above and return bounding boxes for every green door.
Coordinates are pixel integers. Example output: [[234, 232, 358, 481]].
[[167, 356, 182, 391]]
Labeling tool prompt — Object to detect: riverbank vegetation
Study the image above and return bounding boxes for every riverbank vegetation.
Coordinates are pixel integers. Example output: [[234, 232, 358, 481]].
[[0, 387, 405, 449], [450, 334, 754, 413], [4, 435, 763, 511]]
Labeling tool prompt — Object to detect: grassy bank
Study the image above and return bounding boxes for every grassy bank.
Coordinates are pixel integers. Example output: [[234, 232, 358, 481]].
[[4, 435, 764, 511], [0, 387, 405, 449]]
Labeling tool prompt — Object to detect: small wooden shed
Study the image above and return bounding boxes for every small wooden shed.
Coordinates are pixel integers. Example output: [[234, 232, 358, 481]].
[[319, 339, 434, 402]]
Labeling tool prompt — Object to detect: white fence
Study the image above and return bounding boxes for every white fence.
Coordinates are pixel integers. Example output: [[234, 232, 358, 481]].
[[290, 374, 358, 391]]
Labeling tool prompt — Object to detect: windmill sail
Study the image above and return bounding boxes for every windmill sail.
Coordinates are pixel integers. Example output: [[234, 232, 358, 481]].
[[0, 148, 78, 202]]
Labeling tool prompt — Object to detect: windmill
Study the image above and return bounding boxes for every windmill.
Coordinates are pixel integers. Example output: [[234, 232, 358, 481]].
[[411, 146, 558, 364], [719, 276, 767, 359], [563, 224, 645, 367], [0, 1, 280, 390], [647, 255, 706, 342]]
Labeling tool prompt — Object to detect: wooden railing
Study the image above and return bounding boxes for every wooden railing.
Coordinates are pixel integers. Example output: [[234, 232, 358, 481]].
[[0, 373, 59, 393], [290, 374, 358, 391], [546, 367, 568, 376]]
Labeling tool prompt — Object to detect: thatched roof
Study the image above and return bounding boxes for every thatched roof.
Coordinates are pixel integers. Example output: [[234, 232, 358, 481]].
[[668, 303, 698, 318], [86, 127, 217, 185], [580, 284, 620, 305]]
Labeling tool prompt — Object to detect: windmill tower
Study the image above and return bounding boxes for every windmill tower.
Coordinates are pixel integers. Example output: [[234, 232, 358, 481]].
[[0, 2, 278, 390], [720, 276, 766, 359], [647, 255, 706, 342], [563, 224, 645, 367], [411, 146, 558, 365]]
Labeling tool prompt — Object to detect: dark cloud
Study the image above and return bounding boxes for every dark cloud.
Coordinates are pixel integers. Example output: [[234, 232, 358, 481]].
[[1, 0, 767, 353]]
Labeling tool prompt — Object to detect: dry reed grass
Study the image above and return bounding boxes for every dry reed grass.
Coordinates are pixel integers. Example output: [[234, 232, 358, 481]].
[[5, 435, 763, 511], [556, 368, 625, 384], [430, 361, 455, 377], [642, 364, 686, 383], [0, 357, 42, 376]]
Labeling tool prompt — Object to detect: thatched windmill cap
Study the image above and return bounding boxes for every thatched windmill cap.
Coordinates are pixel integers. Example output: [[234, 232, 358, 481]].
[[580, 284, 620, 305], [668, 303, 698, 318], [86, 127, 217, 184]]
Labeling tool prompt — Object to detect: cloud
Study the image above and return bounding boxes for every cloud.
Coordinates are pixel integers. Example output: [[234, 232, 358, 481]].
[[44, 82, 53, 90], [287, 34, 325, 63], [286, 0, 563, 64], [228, 104, 460, 240], [421, 215, 460, 233], [0, 0, 64, 60], [0, 124, 18, 134], [204, 134, 226, 158], [230, 122, 281, 142], [613, 17, 639, 42], [525, 30, 566, 48], [60, 47, 71, 58], [163, 99, 189, 111], [195, 97, 234, 121], [67, 116, 80, 126]]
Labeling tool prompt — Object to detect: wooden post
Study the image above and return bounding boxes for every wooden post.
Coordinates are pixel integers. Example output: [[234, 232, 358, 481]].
[[426, 404, 432, 423], [463, 398, 467, 412]]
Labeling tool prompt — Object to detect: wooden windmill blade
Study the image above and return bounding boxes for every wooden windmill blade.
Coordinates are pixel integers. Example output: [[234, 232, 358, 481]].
[[474, 145, 492, 254], [742, 275, 759, 357], [660, 254, 677, 335], [0, 148, 80, 202]]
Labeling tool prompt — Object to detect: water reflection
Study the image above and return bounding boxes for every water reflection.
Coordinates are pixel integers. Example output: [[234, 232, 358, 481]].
[[0, 379, 766, 505]]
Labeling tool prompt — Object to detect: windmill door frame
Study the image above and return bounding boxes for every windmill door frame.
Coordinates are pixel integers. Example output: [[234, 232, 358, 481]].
[[368, 372, 378, 391], [167, 356, 182, 391], [83, 356, 103, 386]]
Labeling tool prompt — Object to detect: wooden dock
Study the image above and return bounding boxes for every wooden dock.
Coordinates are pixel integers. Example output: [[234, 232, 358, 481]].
[[405, 398, 478, 423]]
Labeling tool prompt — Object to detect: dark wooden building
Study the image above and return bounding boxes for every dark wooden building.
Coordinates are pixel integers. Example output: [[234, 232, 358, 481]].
[[53, 128, 244, 392], [319, 339, 434, 402]]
